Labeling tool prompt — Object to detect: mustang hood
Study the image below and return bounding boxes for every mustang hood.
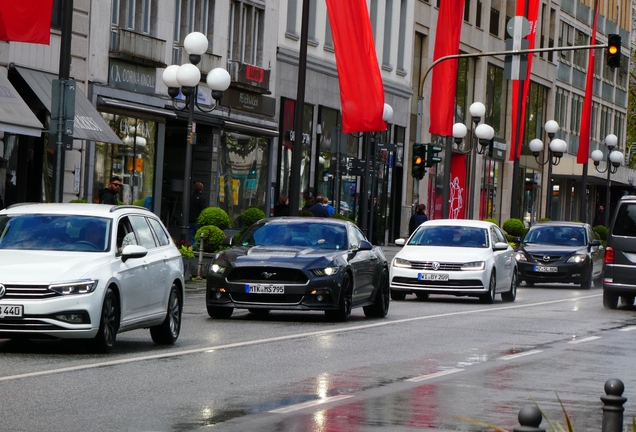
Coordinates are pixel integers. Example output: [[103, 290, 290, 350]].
[[220, 246, 342, 269], [0, 250, 111, 283]]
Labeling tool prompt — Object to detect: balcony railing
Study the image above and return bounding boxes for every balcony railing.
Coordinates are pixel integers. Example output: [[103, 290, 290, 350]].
[[110, 28, 166, 68]]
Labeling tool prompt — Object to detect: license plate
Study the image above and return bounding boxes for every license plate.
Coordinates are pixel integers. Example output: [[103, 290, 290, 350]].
[[418, 273, 449, 281], [245, 284, 285, 294], [0, 305, 23, 318], [534, 266, 558, 273]]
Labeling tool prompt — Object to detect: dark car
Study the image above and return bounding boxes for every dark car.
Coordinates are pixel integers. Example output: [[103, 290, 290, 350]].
[[602, 195, 636, 309], [514, 221, 604, 289], [205, 217, 389, 321]]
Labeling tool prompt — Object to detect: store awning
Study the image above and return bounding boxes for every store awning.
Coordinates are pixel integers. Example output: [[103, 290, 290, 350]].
[[97, 96, 178, 118], [0, 69, 43, 137], [13, 66, 123, 145]]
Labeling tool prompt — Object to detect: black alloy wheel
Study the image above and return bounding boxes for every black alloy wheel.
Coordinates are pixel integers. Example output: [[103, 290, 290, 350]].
[[390, 290, 407, 301], [93, 287, 120, 353], [150, 285, 182, 345], [326, 273, 353, 321], [603, 290, 619, 309], [580, 264, 593, 290], [363, 268, 390, 318], [415, 292, 430, 300]]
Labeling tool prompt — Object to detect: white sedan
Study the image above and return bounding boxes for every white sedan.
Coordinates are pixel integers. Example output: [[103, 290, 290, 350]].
[[390, 219, 517, 303], [0, 203, 184, 352]]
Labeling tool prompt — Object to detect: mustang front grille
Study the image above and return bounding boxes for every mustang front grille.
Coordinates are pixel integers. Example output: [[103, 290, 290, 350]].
[[227, 267, 309, 284]]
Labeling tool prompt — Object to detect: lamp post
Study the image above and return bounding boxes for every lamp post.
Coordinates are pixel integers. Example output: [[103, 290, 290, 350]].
[[162, 32, 231, 242], [528, 120, 561, 219], [591, 133, 624, 227], [452, 118, 493, 219]]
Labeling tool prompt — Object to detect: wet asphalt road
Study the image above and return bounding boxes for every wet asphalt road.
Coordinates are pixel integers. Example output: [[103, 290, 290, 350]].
[[1, 253, 636, 431]]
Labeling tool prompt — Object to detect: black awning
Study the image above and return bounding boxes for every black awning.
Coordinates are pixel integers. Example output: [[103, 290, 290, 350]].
[[13, 66, 123, 145], [0, 69, 43, 137]]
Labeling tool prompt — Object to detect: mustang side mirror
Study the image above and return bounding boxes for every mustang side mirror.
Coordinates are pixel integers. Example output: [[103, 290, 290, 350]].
[[222, 236, 234, 246]]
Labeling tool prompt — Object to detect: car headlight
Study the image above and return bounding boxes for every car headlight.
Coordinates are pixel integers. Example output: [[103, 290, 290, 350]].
[[311, 266, 340, 276], [567, 255, 586, 263], [49, 280, 97, 295], [393, 257, 412, 268], [461, 261, 485, 271], [211, 264, 226, 273], [515, 252, 527, 261]]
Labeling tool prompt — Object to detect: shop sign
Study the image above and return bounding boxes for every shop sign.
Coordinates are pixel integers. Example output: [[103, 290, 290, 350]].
[[235, 63, 270, 91], [109, 60, 156, 94], [221, 88, 275, 117]]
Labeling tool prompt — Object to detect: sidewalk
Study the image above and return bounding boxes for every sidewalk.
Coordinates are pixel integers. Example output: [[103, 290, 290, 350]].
[[184, 244, 402, 291]]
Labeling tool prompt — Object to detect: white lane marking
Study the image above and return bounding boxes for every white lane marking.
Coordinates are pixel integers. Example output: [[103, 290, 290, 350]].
[[405, 368, 464, 382], [498, 349, 543, 361], [619, 326, 636, 332], [0, 294, 600, 382], [269, 395, 354, 414], [568, 336, 601, 344]]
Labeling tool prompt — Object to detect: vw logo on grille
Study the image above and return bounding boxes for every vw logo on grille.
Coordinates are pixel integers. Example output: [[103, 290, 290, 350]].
[[543, 255, 551, 262], [261, 272, 276, 279], [0, 284, 5, 299], [431, 262, 441, 271]]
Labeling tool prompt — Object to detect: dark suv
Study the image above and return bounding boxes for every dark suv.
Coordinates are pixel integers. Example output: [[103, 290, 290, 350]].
[[603, 195, 636, 308]]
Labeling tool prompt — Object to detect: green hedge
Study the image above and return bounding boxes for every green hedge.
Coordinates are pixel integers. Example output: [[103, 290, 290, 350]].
[[197, 207, 230, 230], [242, 207, 266, 227], [195, 225, 226, 253], [503, 218, 526, 237]]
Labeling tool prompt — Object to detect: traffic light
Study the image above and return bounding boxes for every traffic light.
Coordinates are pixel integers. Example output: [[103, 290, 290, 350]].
[[426, 144, 442, 167], [412, 143, 426, 180], [607, 34, 621, 69], [249, 161, 257, 178]]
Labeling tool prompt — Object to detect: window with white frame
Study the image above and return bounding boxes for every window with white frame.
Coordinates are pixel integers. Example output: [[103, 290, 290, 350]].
[[172, 0, 215, 66], [591, 101, 599, 142], [229, 0, 264, 66], [570, 94, 582, 134], [572, 30, 587, 68], [558, 21, 574, 63], [614, 112, 625, 141], [554, 87, 568, 130], [382, 0, 393, 68], [599, 106, 611, 140]]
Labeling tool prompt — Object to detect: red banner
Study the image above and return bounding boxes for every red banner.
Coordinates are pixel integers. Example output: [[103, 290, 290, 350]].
[[0, 0, 53, 45], [510, 0, 540, 160], [325, 0, 385, 134], [449, 154, 467, 219], [578, 0, 599, 164], [428, 0, 465, 136]]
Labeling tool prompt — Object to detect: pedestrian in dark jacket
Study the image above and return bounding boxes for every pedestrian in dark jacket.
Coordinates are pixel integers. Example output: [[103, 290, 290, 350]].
[[99, 176, 122, 205], [189, 182, 206, 245], [309, 196, 330, 217], [409, 204, 428, 234], [273, 195, 290, 216]]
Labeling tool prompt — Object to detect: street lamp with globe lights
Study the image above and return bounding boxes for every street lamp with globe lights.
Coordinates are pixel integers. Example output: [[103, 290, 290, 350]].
[[162, 31, 231, 243], [591, 133, 624, 227], [528, 120, 563, 219]]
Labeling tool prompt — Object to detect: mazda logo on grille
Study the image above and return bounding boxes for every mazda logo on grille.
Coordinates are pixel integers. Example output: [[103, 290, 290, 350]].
[[261, 272, 276, 279], [431, 262, 440, 271], [543, 255, 551, 262], [0, 284, 5, 299]]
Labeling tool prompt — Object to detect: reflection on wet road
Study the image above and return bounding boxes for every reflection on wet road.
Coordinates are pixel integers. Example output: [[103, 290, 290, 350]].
[[2, 287, 636, 432]]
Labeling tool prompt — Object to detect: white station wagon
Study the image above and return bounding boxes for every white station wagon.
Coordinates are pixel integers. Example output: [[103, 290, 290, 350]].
[[0, 203, 184, 352]]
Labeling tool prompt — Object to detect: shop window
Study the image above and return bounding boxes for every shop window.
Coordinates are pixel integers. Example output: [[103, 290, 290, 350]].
[[94, 114, 157, 209]]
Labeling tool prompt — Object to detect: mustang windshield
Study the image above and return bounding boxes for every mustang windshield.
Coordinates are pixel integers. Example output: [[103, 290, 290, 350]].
[[0, 214, 112, 252], [409, 226, 488, 248], [242, 222, 347, 249]]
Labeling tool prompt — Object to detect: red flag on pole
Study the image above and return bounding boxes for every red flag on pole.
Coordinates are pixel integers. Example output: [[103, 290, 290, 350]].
[[325, 0, 385, 134], [0, 0, 54, 45], [510, 0, 540, 160], [428, 0, 464, 136], [577, 0, 599, 164]]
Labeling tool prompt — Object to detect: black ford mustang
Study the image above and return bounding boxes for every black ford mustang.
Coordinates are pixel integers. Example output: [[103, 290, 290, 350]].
[[206, 217, 389, 321]]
